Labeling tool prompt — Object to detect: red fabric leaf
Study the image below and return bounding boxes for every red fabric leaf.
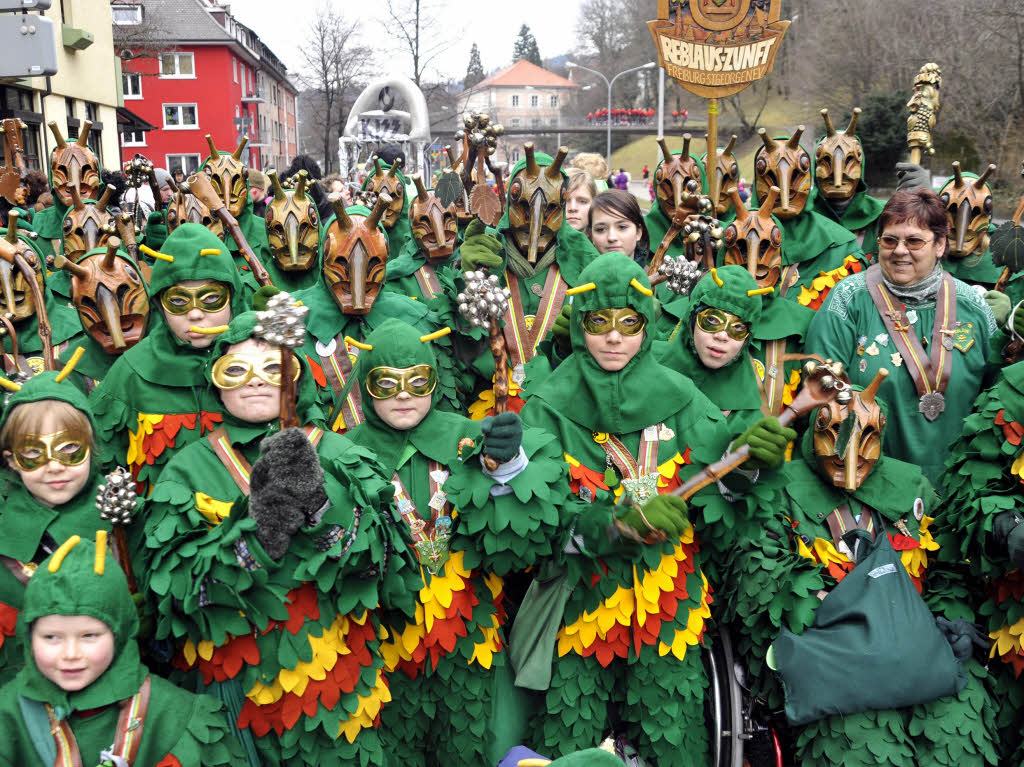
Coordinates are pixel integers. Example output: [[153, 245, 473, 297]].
[[154, 756, 182, 767], [888, 533, 920, 551], [306, 356, 327, 389]]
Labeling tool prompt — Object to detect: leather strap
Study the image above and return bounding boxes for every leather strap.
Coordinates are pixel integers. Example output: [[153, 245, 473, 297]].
[[413, 264, 442, 299], [502, 265, 567, 368], [320, 334, 363, 430], [825, 502, 876, 549]]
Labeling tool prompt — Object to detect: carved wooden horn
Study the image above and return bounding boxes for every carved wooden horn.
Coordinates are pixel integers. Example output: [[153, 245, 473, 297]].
[[232, 136, 248, 161], [860, 368, 889, 404], [728, 187, 748, 222], [294, 170, 308, 200], [96, 185, 114, 212], [69, 184, 85, 211], [48, 121, 67, 149], [759, 186, 781, 219], [787, 126, 805, 150], [372, 156, 383, 177], [846, 108, 861, 135], [681, 133, 692, 158], [77, 120, 93, 147], [820, 109, 836, 138], [723, 135, 737, 156], [975, 164, 997, 188], [268, 170, 286, 201], [387, 157, 402, 178], [657, 137, 672, 163], [413, 173, 429, 202], [329, 193, 352, 231], [365, 192, 391, 230], [759, 129, 775, 152], [524, 143, 538, 177], [546, 146, 568, 180], [951, 161, 964, 188], [53, 253, 89, 280], [6, 210, 20, 244], [205, 134, 219, 163], [102, 237, 122, 271]]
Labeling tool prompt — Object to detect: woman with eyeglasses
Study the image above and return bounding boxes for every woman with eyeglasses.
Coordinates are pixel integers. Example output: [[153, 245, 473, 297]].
[[805, 188, 1000, 488]]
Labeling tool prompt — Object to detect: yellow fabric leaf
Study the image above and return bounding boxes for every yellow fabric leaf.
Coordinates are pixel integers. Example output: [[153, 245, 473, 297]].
[[194, 493, 233, 526]]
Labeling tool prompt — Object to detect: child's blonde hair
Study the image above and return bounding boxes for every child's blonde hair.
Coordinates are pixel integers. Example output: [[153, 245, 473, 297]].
[[0, 400, 95, 456]]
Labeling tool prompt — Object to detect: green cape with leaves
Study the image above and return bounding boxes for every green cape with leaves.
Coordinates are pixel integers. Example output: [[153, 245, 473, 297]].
[[0, 535, 244, 767]]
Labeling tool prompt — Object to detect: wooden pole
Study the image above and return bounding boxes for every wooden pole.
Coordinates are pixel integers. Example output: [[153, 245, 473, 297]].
[[706, 98, 719, 206]]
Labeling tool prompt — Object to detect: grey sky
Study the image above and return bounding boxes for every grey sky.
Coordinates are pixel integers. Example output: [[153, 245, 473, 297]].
[[226, 0, 582, 83]]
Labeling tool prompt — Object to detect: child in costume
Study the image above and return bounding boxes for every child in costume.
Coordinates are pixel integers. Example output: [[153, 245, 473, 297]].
[[341, 318, 568, 767], [141, 309, 418, 767], [0, 366, 117, 685], [518, 252, 794, 765], [718, 376, 998, 767], [942, 360, 1024, 764], [90, 223, 246, 490], [0, 533, 245, 766]]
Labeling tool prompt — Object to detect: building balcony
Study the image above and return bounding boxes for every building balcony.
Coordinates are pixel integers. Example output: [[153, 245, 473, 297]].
[[241, 90, 265, 103]]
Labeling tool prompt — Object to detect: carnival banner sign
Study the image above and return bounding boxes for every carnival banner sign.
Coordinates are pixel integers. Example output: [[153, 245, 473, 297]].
[[648, 0, 790, 98]]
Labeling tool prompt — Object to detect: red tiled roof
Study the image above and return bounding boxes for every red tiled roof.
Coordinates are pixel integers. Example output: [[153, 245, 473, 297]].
[[472, 60, 580, 90]]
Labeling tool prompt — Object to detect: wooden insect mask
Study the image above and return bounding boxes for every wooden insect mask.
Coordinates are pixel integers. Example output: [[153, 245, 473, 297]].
[[265, 169, 320, 272], [55, 237, 148, 354], [813, 369, 886, 491], [709, 135, 740, 217], [940, 162, 996, 259], [506, 143, 567, 264], [365, 157, 406, 228], [0, 213, 42, 324], [322, 194, 390, 315], [409, 174, 457, 262], [723, 186, 783, 289], [815, 108, 864, 202], [203, 135, 249, 217], [655, 134, 704, 220], [166, 191, 222, 239], [47, 121, 100, 207], [62, 185, 116, 262], [754, 127, 812, 219]]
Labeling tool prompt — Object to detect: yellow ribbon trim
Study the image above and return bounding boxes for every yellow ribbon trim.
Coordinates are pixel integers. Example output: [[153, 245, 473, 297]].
[[195, 493, 233, 526]]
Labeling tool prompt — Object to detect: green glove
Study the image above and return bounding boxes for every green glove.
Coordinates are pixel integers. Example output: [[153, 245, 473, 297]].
[[480, 412, 523, 463], [733, 417, 797, 469], [621, 495, 688, 539], [459, 218, 503, 272], [1012, 301, 1024, 338], [552, 304, 572, 354], [984, 290, 1011, 326]]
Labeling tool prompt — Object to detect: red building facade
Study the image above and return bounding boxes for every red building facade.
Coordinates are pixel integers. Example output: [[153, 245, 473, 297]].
[[117, 0, 297, 176]]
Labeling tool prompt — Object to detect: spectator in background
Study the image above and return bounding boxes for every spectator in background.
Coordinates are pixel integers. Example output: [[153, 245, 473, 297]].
[[33, 192, 53, 213], [738, 177, 750, 204], [154, 168, 174, 206], [642, 164, 650, 180], [248, 168, 268, 216], [23, 170, 48, 209], [376, 143, 406, 170], [614, 168, 629, 191], [283, 154, 331, 221], [565, 168, 597, 232], [172, 168, 185, 185], [571, 152, 610, 193]]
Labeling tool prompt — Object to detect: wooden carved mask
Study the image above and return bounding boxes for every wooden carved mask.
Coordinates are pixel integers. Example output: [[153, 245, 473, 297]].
[[55, 237, 148, 354], [655, 134, 704, 220], [62, 185, 116, 262], [940, 162, 996, 259], [166, 191, 222, 239], [322, 193, 390, 315], [203, 135, 249, 217], [409, 174, 457, 262], [723, 186, 783, 288], [365, 157, 406, 228], [815, 108, 864, 202], [754, 127, 812, 220], [506, 143, 567, 264], [0, 214, 43, 324], [709, 135, 740, 217], [813, 370, 887, 491], [47, 121, 100, 207], [265, 170, 320, 272]]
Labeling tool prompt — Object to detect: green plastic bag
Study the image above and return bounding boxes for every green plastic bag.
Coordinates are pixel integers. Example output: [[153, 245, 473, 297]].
[[509, 562, 573, 691], [773, 529, 965, 725]]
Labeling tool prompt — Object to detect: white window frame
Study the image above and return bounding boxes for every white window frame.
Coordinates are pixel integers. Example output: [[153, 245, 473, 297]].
[[112, 4, 142, 25], [510, 94, 520, 107], [122, 72, 142, 100], [530, 94, 539, 107], [159, 52, 195, 79], [165, 153, 202, 176], [509, 117, 521, 128], [122, 129, 146, 147], [233, 58, 238, 83], [550, 94, 558, 108], [162, 103, 198, 130]]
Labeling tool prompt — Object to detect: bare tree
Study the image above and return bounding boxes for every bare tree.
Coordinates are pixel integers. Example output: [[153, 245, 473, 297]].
[[383, 0, 448, 87]]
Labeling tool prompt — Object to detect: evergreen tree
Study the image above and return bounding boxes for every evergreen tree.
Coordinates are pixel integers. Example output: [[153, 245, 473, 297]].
[[512, 24, 542, 67], [464, 43, 485, 89]]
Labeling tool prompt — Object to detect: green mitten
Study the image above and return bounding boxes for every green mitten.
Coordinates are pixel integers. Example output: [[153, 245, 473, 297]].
[[1012, 301, 1024, 338], [733, 417, 797, 469], [552, 304, 572, 354], [984, 290, 1011, 326], [620, 495, 688, 539], [480, 412, 523, 463], [459, 218, 503, 271]]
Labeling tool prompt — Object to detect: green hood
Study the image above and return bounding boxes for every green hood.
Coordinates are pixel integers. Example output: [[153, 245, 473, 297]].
[[1, 369, 95, 431], [687, 264, 763, 325], [147, 222, 245, 305], [14, 534, 146, 713], [751, 135, 859, 265], [340, 318, 470, 473], [206, 310, 323, 429], [810, 130, 885, 233], [529, 252, 702, 433]]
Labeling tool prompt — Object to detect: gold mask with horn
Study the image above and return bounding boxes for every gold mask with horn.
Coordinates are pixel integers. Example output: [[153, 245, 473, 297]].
[[55, 237, 149, 354], [708, 134, 740, 217], [940, 162, 996, 259], [813, 369, 887, 491], [655, 133, 704, 221], [62, 185, 116, 262], [265, 169, 320, 272], [754, 127, 812, 220], [409, 173, 457, 262], [202, 135, 249, 217], [165, 189, 222, 239], [322, 193, 390, 315], [364, 157, 406, 228], [815, 108, 864, 202], [47, 121, 100, 207], [506, 143, 567, 265], [0, 211, 43, 323], [723, 185, 783, 289]]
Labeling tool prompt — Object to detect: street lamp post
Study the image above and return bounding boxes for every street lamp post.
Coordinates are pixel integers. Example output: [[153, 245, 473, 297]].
[[567, 60, 656, 175]]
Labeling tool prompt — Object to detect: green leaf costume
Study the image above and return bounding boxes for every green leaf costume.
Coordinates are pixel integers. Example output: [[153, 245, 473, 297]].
[[805, 264, 999, 487], [0, 535, 245, 767], [519, 253, 755, 766], [718, 421, 998, 767], [344, 318, 568, 766], [0, 372, 115, 685], [90, 223, 247, 489], [140, 311, 418, 766], [941, 361, 1024, 764]]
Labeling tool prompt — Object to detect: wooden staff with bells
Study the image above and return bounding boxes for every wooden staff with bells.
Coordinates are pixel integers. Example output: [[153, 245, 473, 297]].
[[253, 290, 308, 430], [96, 466, 140, 592], [457, 270, 512, 470]]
